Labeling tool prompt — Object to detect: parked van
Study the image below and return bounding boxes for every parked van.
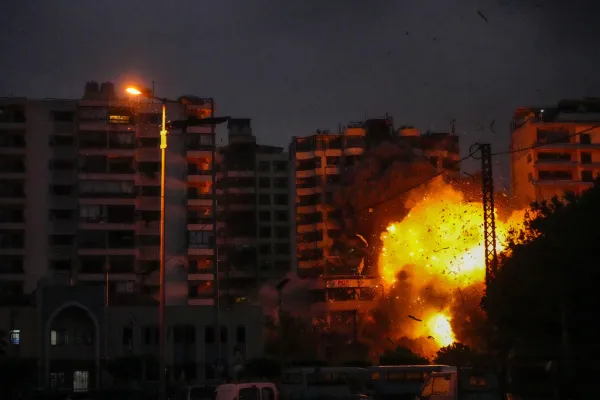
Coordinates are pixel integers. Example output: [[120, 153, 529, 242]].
[[216, 382, 278, 400]]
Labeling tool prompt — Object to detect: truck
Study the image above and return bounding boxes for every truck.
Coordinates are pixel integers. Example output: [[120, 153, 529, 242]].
[[418, 366, 505, 400]]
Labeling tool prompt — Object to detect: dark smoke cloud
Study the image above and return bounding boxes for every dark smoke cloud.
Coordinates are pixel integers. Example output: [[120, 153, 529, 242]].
[[332, 141, 436, 275]]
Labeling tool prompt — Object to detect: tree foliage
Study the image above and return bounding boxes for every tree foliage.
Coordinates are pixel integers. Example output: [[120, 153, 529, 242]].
[[0, 330, 6, 357], [485, 181, 600, 393], [379, 346, 429, 365], [434, 342, 478, 366]]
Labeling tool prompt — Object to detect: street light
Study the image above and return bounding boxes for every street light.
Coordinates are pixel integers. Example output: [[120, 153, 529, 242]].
[[126, 85, 169, 400], [127, 86, 229, 394]]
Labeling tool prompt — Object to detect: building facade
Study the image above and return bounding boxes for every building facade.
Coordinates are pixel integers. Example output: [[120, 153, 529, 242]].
[[216, 118, 292, 306], [0, 81, 221, 305], [0, 83, 266, 389], [289, 119, 460, 333], [511, 98, 600, 208], [0, 282, 263, 390]]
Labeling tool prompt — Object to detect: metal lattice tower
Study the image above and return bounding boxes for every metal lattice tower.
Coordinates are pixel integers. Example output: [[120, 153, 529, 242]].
[[480, 144, 498, 288]]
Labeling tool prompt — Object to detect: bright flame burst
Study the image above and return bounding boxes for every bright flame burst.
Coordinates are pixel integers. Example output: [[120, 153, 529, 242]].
[[378, 179, 524, 350]]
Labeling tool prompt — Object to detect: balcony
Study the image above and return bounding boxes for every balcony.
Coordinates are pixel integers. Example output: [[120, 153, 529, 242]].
[[135, 220, 160, 235], [136, 148, 160, 162], [51, 220, 77, 234]]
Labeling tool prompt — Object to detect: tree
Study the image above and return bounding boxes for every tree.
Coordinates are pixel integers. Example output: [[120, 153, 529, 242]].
[[485, 181, 600, 396], [0, 330, 6, 357], [434, 343, 477, 366], [379, 346, 429, 365]]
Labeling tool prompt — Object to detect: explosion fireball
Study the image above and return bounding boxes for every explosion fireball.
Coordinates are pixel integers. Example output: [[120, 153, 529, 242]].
[[378, 178, 524, 353]]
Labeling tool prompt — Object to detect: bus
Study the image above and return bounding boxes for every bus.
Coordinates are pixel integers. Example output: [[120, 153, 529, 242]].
[[280, 366, 370, 400]]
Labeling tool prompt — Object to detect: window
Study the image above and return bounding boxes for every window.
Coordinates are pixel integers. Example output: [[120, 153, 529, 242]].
[[52, 111, 74, 122], [274, 210, 288, 222], [50, 259, 71, 273], [580, 133, 592, 144], [259, 226, 271, 238], [205, 326, 215, 343], [143, 325, 159, 345], [432, 375, 451, 395], [273, 161, 287, 172], [10, 329, 20, 345], [50, 329, 69, 346], [259, 211, 271, 222], [274, 194, 288, 206], [274, 260, 289, 271], [421, 375, 451, 396], [259, 244, 271, 255], [239, 387, 259, 400], [220, 325, 228, 343], [326, 156, 340, 166], [273, 177, 288, 189], [50, 234, 75, 246], [50, 184, 73, 195], [189, 231, 214, 248], [139, 186, 160, 197], [581, 170, 594, 182], [275, 243, 289, 255], [527, 153, 532, 163], [258, 161, 270, 172], [274, 227, 289, 238], [122, 327, 133, 347], [236, 326, 246, 343], [74, 329, 93, 345], [50, 135, 75, 146], [49, 159, 75, 170], [581, 152, 592, 164], [259, 177, 270, 188], [259, 194, 270, 205], [261, 387, 275, 400]]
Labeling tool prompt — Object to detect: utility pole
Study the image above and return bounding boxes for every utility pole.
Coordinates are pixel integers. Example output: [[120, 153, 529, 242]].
[[480, 143, 498, 289]]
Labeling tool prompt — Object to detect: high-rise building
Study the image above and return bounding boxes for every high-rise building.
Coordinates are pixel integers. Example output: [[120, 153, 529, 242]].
[[289, 119, 460, 329], [0, 81, 218, 304], [511, 98, 600, 208], [0, 83, 264, 389], [216, 118, 292, 306]]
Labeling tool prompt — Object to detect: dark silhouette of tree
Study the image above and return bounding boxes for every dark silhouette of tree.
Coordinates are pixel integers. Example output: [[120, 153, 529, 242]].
[[0, 330, 6, 357], [379, 346, 429, 365], [434, 342, 478, 366], [485, 180, 600, 397]]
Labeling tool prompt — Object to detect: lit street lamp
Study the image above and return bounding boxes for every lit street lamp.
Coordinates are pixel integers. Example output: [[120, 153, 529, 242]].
[[126, 86, 228, 399]]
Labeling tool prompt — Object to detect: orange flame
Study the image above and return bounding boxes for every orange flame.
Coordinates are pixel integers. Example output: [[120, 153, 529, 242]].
[[378, 178, 524, 352]]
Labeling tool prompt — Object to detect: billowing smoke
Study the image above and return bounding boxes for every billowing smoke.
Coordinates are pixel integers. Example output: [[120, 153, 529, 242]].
[[332, 140, 436, 275], [257, 272, 312, 320]]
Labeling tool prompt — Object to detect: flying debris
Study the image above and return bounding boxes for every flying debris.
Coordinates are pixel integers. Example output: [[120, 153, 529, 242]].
[[408, 315, 423, 322], [477, 10, 489, 23]]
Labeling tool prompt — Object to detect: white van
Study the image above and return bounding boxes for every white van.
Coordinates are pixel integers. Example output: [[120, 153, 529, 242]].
[[216, 382, 278, 400]]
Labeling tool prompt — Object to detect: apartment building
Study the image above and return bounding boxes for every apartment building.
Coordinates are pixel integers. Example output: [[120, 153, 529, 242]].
[[216, 118, 292, 307], [0, 283, 263, 390], [511, 98, 600, 207], [289, 119, 460, 337], [0, 83, 265, 388]]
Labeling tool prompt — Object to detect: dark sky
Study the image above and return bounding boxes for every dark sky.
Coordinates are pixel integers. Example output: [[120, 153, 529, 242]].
[[1, 0, 599, 182]]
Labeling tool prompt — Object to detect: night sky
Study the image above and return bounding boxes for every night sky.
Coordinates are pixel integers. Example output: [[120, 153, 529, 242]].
[[1, 0, 599, 182]]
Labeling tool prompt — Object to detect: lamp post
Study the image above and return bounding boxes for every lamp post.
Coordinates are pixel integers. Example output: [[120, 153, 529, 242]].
[[127, 87, 228, 397], [127, 86, 169, 399]]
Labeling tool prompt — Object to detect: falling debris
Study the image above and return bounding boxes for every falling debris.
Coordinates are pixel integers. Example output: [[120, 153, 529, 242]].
[[408, 315, 423, 322], [477, 10, 489, 23]]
